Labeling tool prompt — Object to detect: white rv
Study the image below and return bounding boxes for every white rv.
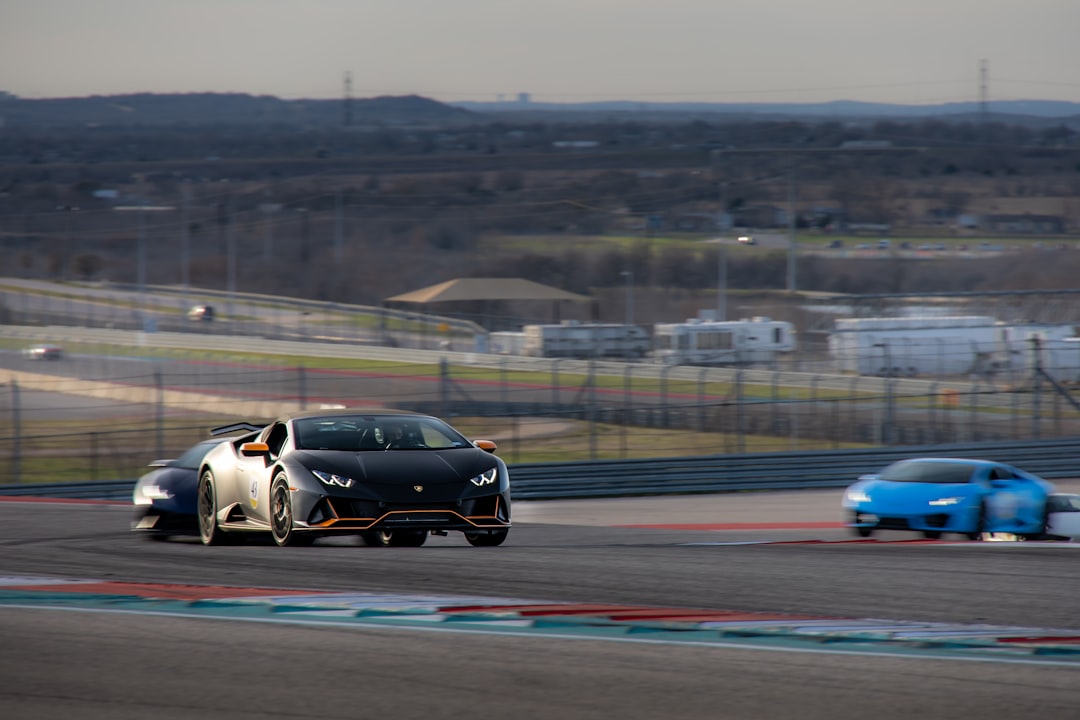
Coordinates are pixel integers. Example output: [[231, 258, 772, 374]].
[[828, 315, 1077, 377], [519, 322, 651, 359], [488, 331, 527, 356], [652, 317, 796, 366]]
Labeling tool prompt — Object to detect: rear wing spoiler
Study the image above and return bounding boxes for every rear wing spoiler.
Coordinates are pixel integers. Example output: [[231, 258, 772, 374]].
[[209, 422, 267, 437]]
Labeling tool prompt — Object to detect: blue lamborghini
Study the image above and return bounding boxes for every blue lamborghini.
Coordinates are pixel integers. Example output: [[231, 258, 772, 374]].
[[842, 458, 1053, 540]]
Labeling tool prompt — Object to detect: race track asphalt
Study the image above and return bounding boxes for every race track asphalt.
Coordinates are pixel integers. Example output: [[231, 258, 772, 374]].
[[1, 493, 1078, 719]]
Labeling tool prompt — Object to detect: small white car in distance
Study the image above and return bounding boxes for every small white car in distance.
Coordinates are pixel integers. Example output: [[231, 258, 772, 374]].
[[23, 344, 63, 360]]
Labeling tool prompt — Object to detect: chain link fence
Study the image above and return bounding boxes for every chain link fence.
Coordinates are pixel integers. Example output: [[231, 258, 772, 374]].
[[4, 354, 1078, 484]]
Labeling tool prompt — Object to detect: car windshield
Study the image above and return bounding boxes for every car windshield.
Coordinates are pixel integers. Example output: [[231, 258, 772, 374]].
[[879, 460, 977, 484], [294, 415, 471, 451]]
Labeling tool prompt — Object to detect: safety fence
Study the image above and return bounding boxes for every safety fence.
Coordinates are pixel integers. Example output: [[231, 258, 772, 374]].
[[4, 325, 1080, 484], [2, 438, 1078, 502]]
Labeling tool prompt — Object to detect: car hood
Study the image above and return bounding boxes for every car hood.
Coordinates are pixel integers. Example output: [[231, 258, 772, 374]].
[[295, 447, 495, 484], [858, 479, 979, 508]]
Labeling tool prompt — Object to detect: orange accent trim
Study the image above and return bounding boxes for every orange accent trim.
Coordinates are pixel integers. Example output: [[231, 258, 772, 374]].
[[314, 507, 510, 530]]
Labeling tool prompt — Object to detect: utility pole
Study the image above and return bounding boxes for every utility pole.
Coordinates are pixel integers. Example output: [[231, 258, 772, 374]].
[[226, 195, 236, 318], [137, 202, 147, 314], [620, 271, 634, 326], [343, 71, 353, 127], [262, 201, 274, 263], [786, 167, 797, 292], [180, 185, 190, 308], [716, 241, 727, 321], [334, 188, 343, 262], [299, 208, 310, 263], [979, 59, 989, 128], [874, 342, 895, 444]]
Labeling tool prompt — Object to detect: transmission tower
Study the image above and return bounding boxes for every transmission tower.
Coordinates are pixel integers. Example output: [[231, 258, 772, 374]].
[[979, 59, 988, 126], [343, 71, 353, 127]]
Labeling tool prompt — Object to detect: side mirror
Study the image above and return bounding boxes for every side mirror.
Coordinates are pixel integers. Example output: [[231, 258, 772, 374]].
[[240, 442, 270, 457], [474, 440, 498, 454]]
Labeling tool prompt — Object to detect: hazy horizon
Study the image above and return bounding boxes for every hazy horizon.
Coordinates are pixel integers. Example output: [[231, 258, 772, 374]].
[[2, 0, 1079, 106]]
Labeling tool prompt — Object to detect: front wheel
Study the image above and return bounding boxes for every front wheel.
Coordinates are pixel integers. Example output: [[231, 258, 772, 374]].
[[365, 530, 427, 547], [965, 502, 986, 541], [465, 528, 509, 547], [270, 472, 304, 547], [851, 512, 873, 538], [198, 470, 227, 546], [359, 531, 387, 547], [386, 530, 427, 547]]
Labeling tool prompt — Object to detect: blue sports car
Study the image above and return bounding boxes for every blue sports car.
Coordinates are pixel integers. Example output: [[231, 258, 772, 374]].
[[842, 458, 1053, 540]]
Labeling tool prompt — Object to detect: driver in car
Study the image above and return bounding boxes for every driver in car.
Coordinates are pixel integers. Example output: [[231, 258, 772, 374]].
[[385, 422, 425, 448]]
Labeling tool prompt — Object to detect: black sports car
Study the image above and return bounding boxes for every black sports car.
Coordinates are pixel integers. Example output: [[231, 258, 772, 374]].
[[194, 409, 511, 547]]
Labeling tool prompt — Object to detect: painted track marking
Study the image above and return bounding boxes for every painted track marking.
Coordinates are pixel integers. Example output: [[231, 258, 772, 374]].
[[2, 576, 1079, 666]]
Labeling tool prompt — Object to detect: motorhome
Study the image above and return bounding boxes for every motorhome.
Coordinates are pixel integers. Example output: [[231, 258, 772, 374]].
[[652, 317, 796, 366]]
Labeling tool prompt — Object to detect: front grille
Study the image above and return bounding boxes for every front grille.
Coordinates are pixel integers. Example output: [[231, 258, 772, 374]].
[[382, 512, 458, 526], [876, 517, 911, 530]]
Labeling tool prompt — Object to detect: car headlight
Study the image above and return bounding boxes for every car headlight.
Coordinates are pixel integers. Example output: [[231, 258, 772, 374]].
[[134, 484, 174, 505], [469, 468, 498, 487], [929, 496, 964, 506], [312, 470, 354, 488], [845, 489, 871, 505]]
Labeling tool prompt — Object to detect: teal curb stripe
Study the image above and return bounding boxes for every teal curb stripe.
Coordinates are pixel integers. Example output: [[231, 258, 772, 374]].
[[3, 588, 1080, 664]]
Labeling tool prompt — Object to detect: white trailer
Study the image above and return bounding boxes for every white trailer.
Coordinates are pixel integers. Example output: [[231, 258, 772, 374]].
[[828, 316, 1077, 377], [652, 317, 796, 366], [520, 322, 651, 359], [488, 331, 527, 355], [1014, 333, 1080, 383]]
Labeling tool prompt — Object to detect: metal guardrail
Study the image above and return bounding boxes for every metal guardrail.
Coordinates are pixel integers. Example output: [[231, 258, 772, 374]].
[[2, 439, 1078, 502], [509, 438, 1080, 499], [0, 480, 137, 501]]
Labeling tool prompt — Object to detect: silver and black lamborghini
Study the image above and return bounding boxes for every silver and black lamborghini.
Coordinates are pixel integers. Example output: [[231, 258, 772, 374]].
[[195, 409, 511, 547]]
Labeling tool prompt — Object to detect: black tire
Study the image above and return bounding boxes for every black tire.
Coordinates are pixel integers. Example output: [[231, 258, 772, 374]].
[[965, 502, 986, 541], [851, 512, 873, 538], [465, 528, 509, 547], [270, 472, 303, 547], [359, 531, 388, 547], [197, 470, 226, 546], [382, 530, 427, 547], [921, 530, 942, 540]]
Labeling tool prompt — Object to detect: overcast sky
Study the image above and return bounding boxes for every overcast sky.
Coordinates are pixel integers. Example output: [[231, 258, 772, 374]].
[[2, 0, 1078, 105]]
